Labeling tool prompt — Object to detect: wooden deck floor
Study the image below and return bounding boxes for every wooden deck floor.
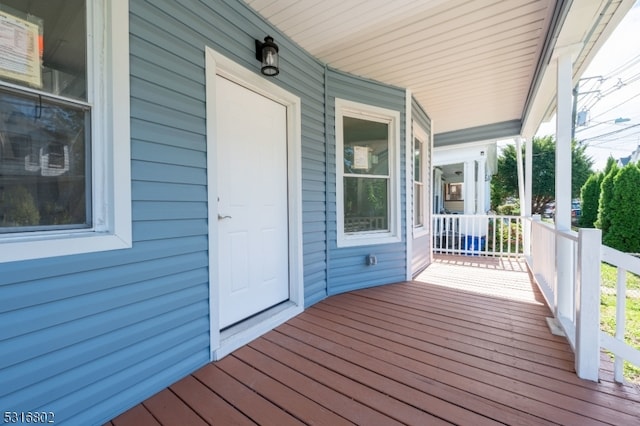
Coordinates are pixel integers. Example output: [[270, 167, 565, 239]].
[[108, 256, 640, 425]]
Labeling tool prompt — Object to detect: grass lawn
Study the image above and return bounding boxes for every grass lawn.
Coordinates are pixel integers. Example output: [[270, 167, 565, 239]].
[[600, 263, 640, 383]]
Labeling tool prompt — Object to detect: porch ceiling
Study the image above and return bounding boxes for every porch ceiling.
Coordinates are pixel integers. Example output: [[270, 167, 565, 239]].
[[244, 0, 635, 144]]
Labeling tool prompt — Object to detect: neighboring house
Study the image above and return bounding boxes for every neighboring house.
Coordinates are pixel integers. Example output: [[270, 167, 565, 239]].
[[0, 0, 633, 424], [433, 141, 498, 214], [617, 144, 640, 167]]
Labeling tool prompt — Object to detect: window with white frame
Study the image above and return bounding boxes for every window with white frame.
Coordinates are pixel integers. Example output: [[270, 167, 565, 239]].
[[413, 124, 429, 233], [0, 0, 130, 262], [414, 136, 424, 228], [336, 98, 400, 247]]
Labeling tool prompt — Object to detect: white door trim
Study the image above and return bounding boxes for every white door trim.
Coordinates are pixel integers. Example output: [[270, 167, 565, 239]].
[[405, 90, 413, 280], [205, 46, 303, 361]]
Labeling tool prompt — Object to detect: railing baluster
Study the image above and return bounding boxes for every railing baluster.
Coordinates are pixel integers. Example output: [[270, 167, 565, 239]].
[[615, 266, 627, 383], [432, 214, 528, 258]]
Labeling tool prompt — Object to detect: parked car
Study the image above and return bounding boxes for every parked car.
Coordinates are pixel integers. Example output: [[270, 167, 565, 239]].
[[543, 202, 555, 218], [572, 200, 581, 223]]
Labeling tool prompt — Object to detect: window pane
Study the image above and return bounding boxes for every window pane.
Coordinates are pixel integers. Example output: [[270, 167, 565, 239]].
[[0, 89, 90, 231], [0, 0, 87, 100], [446, 183, 463, 201], [344, 176, 388, 233], [414, 137, 422, 182], [343, 116, 388, 175], [414, 183, 423, 226]]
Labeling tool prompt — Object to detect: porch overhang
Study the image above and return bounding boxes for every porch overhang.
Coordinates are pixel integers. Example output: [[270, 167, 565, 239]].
[[434, 119, 521, 148], [244, 0, 636, 144]]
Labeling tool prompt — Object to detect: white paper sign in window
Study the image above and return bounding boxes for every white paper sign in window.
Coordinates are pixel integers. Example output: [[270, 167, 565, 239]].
[[0, 10, 41, 88], [353, 146, 369, 170]]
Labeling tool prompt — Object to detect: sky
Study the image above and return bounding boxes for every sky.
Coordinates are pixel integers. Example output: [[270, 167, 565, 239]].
[[534, 0, 640, 171]]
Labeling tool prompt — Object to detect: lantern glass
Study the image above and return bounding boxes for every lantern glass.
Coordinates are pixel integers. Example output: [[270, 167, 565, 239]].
[[261, 45, 279, 76]]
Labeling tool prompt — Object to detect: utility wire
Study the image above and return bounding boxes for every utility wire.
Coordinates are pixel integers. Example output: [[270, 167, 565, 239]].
[[603, 53, 640, 78], [588, 91, 640, 121], [580, 123, 640, 143], [587, 131, 640, 144]]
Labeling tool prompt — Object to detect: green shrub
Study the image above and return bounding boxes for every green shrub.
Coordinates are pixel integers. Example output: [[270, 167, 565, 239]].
[[496, 203, 520, 215], [487, 219, 523, 253], [579, 172, 602, 228], [603, 164, 640, 252], [595, 164, 619, 237], [0, 186, 40, 226]]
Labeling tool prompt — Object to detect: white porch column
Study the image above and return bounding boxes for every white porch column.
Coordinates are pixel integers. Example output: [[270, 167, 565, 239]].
[[515, 137, 526, 213], [555, 45, 580, 321], [575, 228, 602, 381], [524, 137, 533, 256], [476, 157, 486, 215], [463, 161, 475, 214], [434, 167, 443, 213]]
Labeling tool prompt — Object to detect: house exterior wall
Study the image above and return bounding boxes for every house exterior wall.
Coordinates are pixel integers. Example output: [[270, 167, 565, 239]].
[[0, 1, 420, 424], [0, 1, 326, 424], [411, 96, 432, 275], [326, 69, 408, 296], [434, 142, 496, 215]]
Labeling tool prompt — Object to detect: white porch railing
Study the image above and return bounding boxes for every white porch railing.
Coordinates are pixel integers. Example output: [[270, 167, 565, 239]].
[[432, 214, 523, 257], [528, 216, 640, 382]]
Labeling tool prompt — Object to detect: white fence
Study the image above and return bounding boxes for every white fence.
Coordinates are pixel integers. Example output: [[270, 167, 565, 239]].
[[432, 214, 523, 257], [528, 216, 640, 382], [601, 245, 640, 382]]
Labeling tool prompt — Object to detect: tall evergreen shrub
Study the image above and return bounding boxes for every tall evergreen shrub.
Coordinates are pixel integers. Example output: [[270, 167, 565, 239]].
[[595, 163, 618, 238], [603, 164, 640, 252], [579, 173, 602, 228]]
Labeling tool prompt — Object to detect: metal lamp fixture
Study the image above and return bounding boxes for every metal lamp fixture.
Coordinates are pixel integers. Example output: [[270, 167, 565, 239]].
[[255, 36, 279, 76]]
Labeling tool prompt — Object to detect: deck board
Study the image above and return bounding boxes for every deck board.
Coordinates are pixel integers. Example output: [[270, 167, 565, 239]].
[[109, 256, 640, 425]]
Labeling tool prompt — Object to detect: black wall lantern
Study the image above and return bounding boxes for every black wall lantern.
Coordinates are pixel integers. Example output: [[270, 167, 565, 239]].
[[255, 36, 279, 76]]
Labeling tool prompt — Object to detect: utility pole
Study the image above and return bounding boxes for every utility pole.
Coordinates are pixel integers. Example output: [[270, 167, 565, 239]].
[[571, 82, 579, 141]]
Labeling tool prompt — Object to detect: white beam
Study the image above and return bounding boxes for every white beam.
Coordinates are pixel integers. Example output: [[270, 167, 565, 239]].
[[515, 137, 525, 215], [405, 89, 413, 280], [464, 161, 475, 214], [555, 47, 578, 321], [555, 49, 575, 232], [476, 157, 486, 214], [524, 136, 533, 256]]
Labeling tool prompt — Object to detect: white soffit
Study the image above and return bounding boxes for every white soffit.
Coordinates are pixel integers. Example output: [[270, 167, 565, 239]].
[[245, 0, 555, 134], [245, 0, 635, 139]]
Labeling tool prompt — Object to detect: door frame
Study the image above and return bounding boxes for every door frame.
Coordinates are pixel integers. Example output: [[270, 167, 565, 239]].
[[205, 46, 303, 361]]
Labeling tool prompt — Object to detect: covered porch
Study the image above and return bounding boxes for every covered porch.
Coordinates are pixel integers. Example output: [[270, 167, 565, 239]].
[[108, 256, 640, 425]]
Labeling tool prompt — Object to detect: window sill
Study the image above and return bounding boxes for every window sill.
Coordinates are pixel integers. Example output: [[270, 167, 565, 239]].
[[0, 229, 132, 263], [337, 232, 402, 248], [413, 226, 429, 239]]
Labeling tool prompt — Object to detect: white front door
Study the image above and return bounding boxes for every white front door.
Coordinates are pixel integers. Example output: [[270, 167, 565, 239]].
[[216, 75, 290, 329]]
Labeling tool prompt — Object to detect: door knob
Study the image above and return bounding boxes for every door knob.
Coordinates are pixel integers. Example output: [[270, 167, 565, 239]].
[[218, 214, 232, 220]]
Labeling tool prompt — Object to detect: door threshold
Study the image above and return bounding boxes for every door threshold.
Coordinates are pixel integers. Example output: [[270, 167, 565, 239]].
[[212, 301, 302, 361]]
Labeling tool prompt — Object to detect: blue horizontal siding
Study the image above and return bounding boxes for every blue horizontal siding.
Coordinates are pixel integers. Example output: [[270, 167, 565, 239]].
[[131, 98, 206, 133], [132, 141, 207, 168], [133, 201, 207, 221], [52, 334, 210, 425], [132, 181, 207, 202], [2, 298, 207, 398], [0, 237, 207, 289], [131, 119, 206, 152], [132, 160, 206, 185]]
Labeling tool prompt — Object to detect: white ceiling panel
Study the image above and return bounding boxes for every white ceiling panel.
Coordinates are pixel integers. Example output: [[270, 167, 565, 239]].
[[244, 0, 634, 139]]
